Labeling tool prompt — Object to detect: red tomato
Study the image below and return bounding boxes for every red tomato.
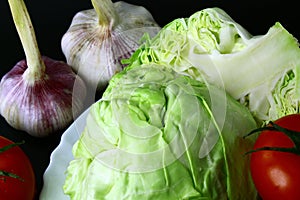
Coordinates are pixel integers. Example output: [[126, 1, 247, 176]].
[[250, 114, 300, 200], [0, 136, 36, 200]]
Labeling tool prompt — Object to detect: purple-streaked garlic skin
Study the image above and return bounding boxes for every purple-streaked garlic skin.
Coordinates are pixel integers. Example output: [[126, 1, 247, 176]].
[[0, 56, 86, 137]]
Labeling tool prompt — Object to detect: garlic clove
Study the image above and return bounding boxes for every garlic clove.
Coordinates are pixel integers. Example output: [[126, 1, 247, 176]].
[[61, 0, 161, 97]]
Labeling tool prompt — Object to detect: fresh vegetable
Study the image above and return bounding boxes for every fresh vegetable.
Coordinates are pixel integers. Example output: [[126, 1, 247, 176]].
[[244, 114, 300, 200], [0, 0, 86, 137], [61, 0, 161, 98], [63, 63, 258, 199], [124, 7, 300, 125], [0, 136, 36, 200]]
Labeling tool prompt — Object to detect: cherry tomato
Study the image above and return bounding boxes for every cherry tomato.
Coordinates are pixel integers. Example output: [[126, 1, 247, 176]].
[[0, 136, 36, 200], [250, 114, 300, 200]]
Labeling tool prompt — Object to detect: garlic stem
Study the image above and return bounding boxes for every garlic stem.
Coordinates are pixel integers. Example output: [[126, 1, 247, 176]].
[[8, 0, 46, 83], [91, 0, 118, 28]]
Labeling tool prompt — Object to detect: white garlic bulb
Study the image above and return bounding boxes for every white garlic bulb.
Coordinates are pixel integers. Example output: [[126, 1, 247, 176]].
[[61, 0, 161, 95]]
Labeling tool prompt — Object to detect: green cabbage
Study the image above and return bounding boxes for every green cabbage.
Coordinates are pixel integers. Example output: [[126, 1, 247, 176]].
[[64, 64, 257, 199], [125, 7, 300, 124]]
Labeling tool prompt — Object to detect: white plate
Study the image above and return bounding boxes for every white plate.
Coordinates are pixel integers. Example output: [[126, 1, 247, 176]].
[[39, 107, 90, 200]]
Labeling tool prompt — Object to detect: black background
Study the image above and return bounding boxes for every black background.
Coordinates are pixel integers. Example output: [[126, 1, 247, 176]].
[[0, 0, 299, 199]]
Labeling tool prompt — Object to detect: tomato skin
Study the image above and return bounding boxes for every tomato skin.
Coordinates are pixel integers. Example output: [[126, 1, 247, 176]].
[[250, 114, 300, 200], [0, 136, 36, 200]]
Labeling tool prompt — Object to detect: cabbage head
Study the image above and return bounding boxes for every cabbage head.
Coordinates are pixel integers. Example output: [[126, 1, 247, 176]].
[[63, 63, 257, 200]]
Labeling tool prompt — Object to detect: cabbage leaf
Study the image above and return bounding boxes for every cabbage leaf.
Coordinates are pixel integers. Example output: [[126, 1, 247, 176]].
[[125, 7, 300, 124]]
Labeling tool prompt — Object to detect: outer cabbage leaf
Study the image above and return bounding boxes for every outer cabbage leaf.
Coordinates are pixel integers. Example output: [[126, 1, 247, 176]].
[[268, 67, 300, 120], [64, 64, 257, 199], [125, 7, 300, 124]]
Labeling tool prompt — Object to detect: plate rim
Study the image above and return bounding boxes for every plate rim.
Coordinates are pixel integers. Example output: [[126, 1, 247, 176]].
[[39, 107, 91, 200]]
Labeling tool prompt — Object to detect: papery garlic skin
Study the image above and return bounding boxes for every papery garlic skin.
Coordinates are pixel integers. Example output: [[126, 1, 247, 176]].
[[61, 1, 161, 92], [0, 56, 86, 137]]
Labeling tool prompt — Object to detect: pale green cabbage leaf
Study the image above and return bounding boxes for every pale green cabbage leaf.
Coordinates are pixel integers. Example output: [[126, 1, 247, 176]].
[[64, 64, 257, 199], [125, 7, 300, 124]]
